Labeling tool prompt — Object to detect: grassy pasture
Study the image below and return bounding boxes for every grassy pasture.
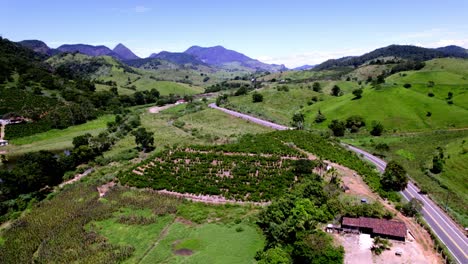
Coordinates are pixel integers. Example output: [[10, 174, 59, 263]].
[[302, 85, 468, 132], [5, 115, 114, 156]]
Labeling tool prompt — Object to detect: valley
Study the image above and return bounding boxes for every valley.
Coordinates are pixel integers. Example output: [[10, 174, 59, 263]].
[[0, 24, 468, 264]]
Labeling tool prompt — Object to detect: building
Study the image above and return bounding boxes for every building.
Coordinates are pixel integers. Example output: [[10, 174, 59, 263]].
[[341, 217, 407, 241], [0, 139, 8, 146]]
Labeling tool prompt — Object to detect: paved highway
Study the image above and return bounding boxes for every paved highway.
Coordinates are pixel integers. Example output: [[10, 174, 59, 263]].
[[345, 144, 468, 264], [208, 103, 290, 130], [210, 103, 468, 263]]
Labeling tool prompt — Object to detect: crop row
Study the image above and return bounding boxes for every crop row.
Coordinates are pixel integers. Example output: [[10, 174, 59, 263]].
[[271, 130, 399, 201], [120, 150, 300, 202]]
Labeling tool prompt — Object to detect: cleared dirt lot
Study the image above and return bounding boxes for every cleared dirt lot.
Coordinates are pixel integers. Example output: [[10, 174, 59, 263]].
[[329, 163, 442, 264], [335, 233, 439, 264]]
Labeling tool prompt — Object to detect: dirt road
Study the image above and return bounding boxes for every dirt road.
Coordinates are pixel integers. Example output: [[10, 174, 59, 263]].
[[148, 103, 178, 114]]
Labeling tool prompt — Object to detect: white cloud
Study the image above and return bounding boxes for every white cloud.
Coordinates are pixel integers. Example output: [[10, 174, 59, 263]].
[[133, 6, 151, 13], [132, 47, 162, 57], [259, 48, 372, 68], [425, 39, 468, 48]]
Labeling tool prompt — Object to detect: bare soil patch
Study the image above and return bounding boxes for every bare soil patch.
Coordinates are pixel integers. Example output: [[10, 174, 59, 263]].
[[175, 217, 195, 226], [173, 248, 193, 256], [292, 145, 442, 263], [335, 233, 440, 264], [97, 181, 116, 197], [148, 104, 177, 114]]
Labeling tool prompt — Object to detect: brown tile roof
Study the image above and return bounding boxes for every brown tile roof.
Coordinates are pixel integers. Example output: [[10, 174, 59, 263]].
[[342, 217, 407, 238]]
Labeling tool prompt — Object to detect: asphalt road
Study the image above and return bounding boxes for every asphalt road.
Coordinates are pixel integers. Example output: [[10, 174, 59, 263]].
[[208, 103, 290, 130], [345, 144, 468, 264]]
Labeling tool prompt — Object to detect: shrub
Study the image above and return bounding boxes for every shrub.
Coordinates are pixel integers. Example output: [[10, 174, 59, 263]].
[[252, 92, 264, 103], [328, 120, 346, 137], [403, 83, 412, 88], [370, 121, 384, 136]]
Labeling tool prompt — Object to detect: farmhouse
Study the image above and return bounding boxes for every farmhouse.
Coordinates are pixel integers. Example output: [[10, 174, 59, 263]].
[[341, 217, 407, 241]]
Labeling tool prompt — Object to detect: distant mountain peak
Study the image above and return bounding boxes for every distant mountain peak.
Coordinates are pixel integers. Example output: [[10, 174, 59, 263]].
[[18, 40, 56, 56], [113, 43, 140, 60], [184, 45, 287, 72]]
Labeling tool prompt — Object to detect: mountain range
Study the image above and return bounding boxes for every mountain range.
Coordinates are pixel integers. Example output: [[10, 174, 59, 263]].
[[314, 44, 468, 70], [18, 40, 286, 72], [16, 39, 468, 73]]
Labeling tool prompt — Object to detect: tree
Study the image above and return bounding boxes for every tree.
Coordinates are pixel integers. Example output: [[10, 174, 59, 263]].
[[403, 83, 412, 88], [430, 147, 445, 174], [257, 247, 292, 264], [72, 133, 93, 149], [371, 236, 392, 255], [328, 120, 346, 137], [314, 110, 326, 123], [381, 161, 408, 191], [294, 159, 316, 175], [292, 230, 344, 264], [216, 94, 228, 105], [252, 92, 264, 103], [292, 113, 305, 130], [234, 86, 248, 96], [345, 115, 365, 133], [331, 85, 341, 96], [183, 94, 194, 103], [370, 121, 384, 136], [132, 128, 154, 152], [312, 82, 321, 92], [401, 198, 423, 217], [352, 88, 363, 99]]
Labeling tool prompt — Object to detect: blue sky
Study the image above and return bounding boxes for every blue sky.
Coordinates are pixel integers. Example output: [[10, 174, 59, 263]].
[[1, 0, 467, 67]]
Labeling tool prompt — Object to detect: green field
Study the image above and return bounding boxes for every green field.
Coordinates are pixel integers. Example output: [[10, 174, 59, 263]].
[[226, 82, 360, 126], [103, 103, 271, 161], [5, 115, 114, 156], [90, 202, 264, 264], [303, 84, 468, 132], [343, 129, 468, 226]]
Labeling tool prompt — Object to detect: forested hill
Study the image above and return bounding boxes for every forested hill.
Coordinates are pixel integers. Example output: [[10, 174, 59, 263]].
[[0, 37, 49, 83], [314, 44, 468, 70], [0, 37, 167, 139]]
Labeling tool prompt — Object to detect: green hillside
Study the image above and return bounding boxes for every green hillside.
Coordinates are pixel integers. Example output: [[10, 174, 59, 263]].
[[386, 58, 468, 110], [226, 81, 360, 125], [303, 85, 468, 131], [343, 130, 468, 226], [47, 53, 203, 96]]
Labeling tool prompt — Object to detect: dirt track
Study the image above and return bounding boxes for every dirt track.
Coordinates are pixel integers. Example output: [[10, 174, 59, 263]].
[[148, 103, 178, 114]]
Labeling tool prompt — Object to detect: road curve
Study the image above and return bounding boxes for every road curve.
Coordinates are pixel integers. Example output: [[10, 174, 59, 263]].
[[208, 103, 290, 130], [345, 144, 468, 264], [209, 104, 468, 263]]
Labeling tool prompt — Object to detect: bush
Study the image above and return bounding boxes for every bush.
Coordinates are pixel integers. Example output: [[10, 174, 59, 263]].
[[328, 120, 346, 137], [401, 198, 423, 217], [314, 110, 326, 123], [370, 121, 384, 136], [252, 92, 264, 103], [403, 83, 412, 88], [352, 89, 363, 99]]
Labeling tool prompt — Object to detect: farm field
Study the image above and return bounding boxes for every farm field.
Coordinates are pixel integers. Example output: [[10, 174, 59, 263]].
[[342, 129, 468, 226], [0, 183, 264, 264], [4, 115, 114, 156]]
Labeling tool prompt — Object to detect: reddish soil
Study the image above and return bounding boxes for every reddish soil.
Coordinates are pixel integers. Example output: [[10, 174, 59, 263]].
[[173, 249, 193, 256], [97, 181, 116, 197]]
